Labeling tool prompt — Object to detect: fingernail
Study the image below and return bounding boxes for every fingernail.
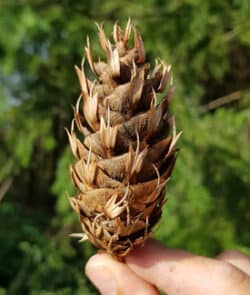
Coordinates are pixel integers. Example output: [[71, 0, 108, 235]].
[[86, 263, 117, 295]]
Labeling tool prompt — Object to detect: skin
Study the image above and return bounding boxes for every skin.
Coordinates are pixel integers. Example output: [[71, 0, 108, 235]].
[[85, 239, 250, 295]]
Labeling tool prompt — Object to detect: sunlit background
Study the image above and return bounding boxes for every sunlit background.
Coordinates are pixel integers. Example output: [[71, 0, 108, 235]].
[[0, 1, 250, 294]]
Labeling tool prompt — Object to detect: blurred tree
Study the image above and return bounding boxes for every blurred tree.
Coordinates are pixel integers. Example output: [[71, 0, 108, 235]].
[[0, 0, 249, 293]]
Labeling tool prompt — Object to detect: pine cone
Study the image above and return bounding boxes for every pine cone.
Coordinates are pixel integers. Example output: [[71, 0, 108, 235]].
[[67, 19, 181, 258]]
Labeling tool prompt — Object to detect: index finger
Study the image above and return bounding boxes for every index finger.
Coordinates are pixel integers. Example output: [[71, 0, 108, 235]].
[[126, 239, 250, 295]]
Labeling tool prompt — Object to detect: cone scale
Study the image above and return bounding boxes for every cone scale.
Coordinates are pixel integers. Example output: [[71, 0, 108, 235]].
[[67, 19, 181, 258]]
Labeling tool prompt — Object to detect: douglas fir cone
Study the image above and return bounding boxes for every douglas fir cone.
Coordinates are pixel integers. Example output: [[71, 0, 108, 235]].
[[67, 19, 181, 258]]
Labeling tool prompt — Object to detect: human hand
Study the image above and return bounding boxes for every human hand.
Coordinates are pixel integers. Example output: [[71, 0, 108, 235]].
[[85, 239, 250, 295]]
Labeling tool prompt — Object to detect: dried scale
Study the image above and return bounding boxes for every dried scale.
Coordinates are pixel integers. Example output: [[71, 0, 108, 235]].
[[67, 19, 181, 258]]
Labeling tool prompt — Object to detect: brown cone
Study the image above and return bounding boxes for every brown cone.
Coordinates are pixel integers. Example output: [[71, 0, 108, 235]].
[[67, 19, 181, 258]]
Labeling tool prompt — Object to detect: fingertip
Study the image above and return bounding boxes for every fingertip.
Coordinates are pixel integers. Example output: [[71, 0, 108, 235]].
[[85, 254, 118, 295], [85, 252, 159, 295], [85, 253, 110, 275]]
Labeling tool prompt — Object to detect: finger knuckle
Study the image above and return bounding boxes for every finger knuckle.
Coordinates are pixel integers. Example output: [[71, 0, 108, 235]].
[[217, 249, 242, 260]]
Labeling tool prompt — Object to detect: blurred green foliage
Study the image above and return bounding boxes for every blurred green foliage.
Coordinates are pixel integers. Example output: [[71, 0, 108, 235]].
[[0, 0, 250, 294]]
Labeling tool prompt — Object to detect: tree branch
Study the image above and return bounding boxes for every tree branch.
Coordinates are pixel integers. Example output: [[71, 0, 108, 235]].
[[0, 177, 13, 202], [199, 91, 241, 114]]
